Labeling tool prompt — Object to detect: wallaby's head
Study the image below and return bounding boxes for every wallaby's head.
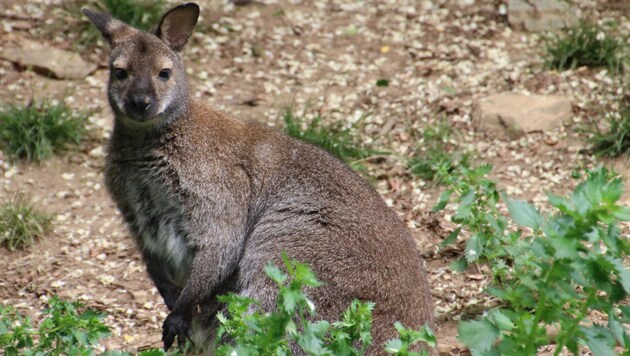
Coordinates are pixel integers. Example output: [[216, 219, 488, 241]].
[[83, 3, 199, 126]]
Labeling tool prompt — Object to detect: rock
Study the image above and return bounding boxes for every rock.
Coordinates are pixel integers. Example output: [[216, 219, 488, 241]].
[[508, 0, 579, 32], [0, 38, 96, 80], [474, 93, 572, 136]]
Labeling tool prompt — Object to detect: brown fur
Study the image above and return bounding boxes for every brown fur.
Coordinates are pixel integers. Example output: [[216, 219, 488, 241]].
[[83, 3, 434, 354]]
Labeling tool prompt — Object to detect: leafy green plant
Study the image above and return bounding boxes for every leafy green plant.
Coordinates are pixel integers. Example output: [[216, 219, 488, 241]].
[[0, 297, 110, 355], [435, 166, 630, 355], [61, 0, 167, 46], [585, 96, 630, 158], [544, 21, 628, 73], [408, 120, 471, 183], [0, 99, 88, 162], [283, 110, 377, 169], [216, 252, 436, 355], [0, 192, 52, 250]]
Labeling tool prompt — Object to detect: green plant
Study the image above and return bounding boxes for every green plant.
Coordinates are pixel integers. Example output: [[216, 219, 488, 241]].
[[544, 21, 628, 73], [282, 110, 377, 169], [408, 120, 471, 183], [0, 297, 111, 355], [0, 192, 52, 250], [585, 96, 630, 158], [216, 252, 436, 355], [435, 166, 630, 355], [61, 0, 167, 46], [0, 99, 88, 162]]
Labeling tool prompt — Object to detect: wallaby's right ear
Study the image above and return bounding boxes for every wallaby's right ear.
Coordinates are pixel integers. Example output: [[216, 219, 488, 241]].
[[82, 8, 130, 44]]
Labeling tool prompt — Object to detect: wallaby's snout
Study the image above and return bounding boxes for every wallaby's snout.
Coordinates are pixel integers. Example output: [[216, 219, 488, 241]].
[[126, 85, 157, 120]]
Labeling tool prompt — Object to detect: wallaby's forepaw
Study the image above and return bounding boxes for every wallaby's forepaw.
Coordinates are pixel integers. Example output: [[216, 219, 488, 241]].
[[162, 312, 193, 351]]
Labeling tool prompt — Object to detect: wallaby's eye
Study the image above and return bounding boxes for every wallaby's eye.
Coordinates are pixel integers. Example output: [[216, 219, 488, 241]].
[[159, 69, 172, 81], [113, 68, 128, 80]]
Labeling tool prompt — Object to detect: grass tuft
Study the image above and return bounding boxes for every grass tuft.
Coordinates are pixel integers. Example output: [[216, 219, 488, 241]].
[[585, 96, 630, 157], [544, 21, 628, 73], [0, 99, 88, 162], [282, 110, 375, 166], [61, 0, 167, 46], [0, 192, 52, 251], [408, 120, 471, 183]]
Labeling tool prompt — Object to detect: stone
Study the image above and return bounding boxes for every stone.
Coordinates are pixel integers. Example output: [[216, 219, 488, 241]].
[[0, 38, 96, 80], [508, 0, 579, 32], [474, 93, 572, 136]]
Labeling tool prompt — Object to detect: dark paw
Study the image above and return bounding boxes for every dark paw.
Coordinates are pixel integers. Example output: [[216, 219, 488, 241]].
[[162, 312, 193, 351]]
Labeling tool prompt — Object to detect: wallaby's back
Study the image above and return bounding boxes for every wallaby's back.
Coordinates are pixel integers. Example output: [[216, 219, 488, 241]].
[[84, 3, 434, 354]]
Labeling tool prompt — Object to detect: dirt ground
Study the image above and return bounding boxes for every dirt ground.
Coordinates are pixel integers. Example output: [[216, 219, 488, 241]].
[[0, 0, 628, 354]]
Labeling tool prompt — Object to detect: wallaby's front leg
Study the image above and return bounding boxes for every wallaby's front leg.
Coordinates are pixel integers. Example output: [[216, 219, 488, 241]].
[[145, 253, 183, 311], [162, 228, 247, 350]]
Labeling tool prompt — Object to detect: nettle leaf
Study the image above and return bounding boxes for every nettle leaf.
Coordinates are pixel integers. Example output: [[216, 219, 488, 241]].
[[440, 226, 462, 247], [432, 190, 452, 212], [457, 319, 499, 353], [607, 311, 626, 347], [548, 237, 580, 259], [505, 196, 543, 230], [609, 257, 630, 293], [487, 310, 514, 331], [265, 263, 288, 285], [580, 325, 616, 356], [486, 213, 506, 235], [450, 257, 468, 272], [465, 235, 483, 263], [613, 206, 630, 221]]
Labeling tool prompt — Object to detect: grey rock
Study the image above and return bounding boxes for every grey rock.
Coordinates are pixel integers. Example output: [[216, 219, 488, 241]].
[[508, 0, 579, 32], [474, 93, 572, 136], [0, 39, 96, 80]]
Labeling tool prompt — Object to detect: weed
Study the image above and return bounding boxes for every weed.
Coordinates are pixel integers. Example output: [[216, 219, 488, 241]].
[[216, 252, 436, 355], [0, 99, 88, 162], [544, 21, 628, 73], [0, 297, 110, 355], [434, 165, 630, 355], [61, 0, 167, 46], [585, 96, 630, 157], [282, 110, 377, 169], [0, 192, 52, 251], [408, 120, 471, 183]]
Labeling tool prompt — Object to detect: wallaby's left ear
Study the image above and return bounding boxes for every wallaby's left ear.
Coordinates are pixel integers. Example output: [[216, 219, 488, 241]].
[[156, 3, 200, 52]]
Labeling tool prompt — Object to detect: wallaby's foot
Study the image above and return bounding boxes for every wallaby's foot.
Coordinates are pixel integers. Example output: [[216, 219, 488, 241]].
[[162, 311, 193, 351]]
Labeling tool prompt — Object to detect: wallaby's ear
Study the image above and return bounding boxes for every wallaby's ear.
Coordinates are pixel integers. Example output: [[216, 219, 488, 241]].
[[82, 8, 130, 44], [156, 3, 200, 52]]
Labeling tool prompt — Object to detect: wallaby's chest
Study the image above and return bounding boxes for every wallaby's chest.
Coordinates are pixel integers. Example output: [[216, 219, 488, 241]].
[[105, 157, 193, 287]]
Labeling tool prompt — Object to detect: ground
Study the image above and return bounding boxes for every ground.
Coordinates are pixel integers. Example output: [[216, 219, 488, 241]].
[[0, 0, 628, 354]]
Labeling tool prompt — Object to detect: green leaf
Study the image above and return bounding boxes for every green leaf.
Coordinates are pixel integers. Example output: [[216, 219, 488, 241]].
[[432, 191, 452, 212], [376, 79, 389, 87], [465, 235, 482, 263], [581, 325, 616, 356], [487, 310, 514, 331], [450, 258, 468, 272], [457, 319, 499, 353], [440, 226, 461, 247], [384, 338, 403, 353], [505, 196, 543, 230], [264, 263, 288, 285]]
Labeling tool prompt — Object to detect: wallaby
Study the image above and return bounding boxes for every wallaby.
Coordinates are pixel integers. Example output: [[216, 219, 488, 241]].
[[83, 3, 434, 354]]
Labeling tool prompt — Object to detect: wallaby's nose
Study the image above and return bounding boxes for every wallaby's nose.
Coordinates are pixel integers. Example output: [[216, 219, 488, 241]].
[[131, 95, 152, 113]]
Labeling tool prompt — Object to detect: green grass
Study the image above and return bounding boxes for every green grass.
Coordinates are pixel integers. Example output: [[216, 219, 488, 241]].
[[283, 110, 376, 167], [586, 99, 630, 157], [62, 0, 167, 46], [0, 192, 52, 251], [408, 120, 471, 183], [0, 99, 88, 162], [544, 21, 628, 73]]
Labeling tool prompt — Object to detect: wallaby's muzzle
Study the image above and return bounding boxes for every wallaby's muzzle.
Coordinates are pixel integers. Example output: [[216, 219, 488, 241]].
[[126, 92, 157, 121]]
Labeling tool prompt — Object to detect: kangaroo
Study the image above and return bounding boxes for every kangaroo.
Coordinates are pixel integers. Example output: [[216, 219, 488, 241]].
[[83, 3, 434, 354]]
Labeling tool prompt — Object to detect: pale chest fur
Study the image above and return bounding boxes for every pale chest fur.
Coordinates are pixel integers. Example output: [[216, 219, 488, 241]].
[[105, 156, 194, 287]]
